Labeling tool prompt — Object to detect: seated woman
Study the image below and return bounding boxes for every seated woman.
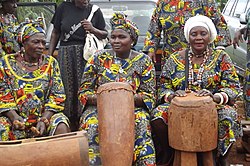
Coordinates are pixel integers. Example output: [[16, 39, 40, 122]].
[[0, 22, 70, 140], [151, 15, 242, 165], [78, 13, 156, 165]]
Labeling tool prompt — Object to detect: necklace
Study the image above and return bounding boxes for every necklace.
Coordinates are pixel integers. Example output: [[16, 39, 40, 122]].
[[190, 48, 207, 58], [19, 52, 42, 69], [113, 50, 132, 81], [21, 60, 39, 67], [188, 48, 209, 90]]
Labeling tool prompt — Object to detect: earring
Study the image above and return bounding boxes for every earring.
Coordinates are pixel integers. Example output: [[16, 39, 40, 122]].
[[131, 43, 134, 46]]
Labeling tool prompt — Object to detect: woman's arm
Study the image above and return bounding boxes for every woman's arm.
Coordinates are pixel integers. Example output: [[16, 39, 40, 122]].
[[78, 55, 98, 109], [44, 57, 66, 113], [48, 28, 60, 56], [135, 54, 156, 111]]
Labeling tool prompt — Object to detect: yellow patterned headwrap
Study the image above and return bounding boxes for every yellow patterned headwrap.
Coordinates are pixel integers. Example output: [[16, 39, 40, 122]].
[[110, 12, 139, 46], [17, 21, 45, 45]]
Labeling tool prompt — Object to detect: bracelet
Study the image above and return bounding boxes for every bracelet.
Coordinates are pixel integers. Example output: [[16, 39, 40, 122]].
[[164, 92, 173, 103], [38, 117, 50, 127], [220, 92, 229, 104], [214, 93, 224, 105]]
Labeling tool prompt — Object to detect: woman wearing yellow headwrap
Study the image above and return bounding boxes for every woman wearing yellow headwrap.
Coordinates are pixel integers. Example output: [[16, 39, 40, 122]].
[[78, 12, 156, 165], [0, 22, 70, 140]]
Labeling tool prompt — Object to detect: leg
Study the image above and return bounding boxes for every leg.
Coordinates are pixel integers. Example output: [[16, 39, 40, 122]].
[[133, 109, 156, 165], [151, 118, 174, 165]]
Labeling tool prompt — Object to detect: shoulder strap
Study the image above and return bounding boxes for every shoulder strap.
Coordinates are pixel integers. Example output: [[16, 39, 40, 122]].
[[185, 48, 189, 90], [87, 5, 99, 22]]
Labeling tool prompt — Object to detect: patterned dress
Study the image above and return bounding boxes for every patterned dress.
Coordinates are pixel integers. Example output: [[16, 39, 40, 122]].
[[78, 50, 156, 165], [244, 9, 250, 120], [0, 14, 20, 57], [152, 50, 242, 156], [0, 54, 69, 140], [143, 0, 231, 63]]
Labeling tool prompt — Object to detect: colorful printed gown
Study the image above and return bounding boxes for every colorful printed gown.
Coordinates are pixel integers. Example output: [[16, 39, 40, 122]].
[[143, 0, 231, 62], [0, 54, 69, 140], [78, 50, 156, 165], [0, 14, 20, 57], [244, 9, 250, 120], [152, 50, 242, 156]]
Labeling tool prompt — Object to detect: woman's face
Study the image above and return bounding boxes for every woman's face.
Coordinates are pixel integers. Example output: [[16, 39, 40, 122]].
[[2, 0, 18, 14], [110, 29, 133, 55], [189, 26, 210, 53], [23, 33, 46, 60], [74, 0, 89, 8]]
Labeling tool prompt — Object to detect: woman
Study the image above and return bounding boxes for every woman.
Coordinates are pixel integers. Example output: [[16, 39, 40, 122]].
[[151, 15, 242, 165], [78, 13, 156, 165], [143, 0, 231, 64], [0, 0, 20, 57], [0, 22, 70, 140], [48, 0, 108, 131]]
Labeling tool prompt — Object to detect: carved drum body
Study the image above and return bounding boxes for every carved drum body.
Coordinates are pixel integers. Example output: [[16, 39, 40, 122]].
[[169, 92, 218, 165], [0, 131, 89, 166], [97, 82, 135, 166], [169, 92, 218, 151]]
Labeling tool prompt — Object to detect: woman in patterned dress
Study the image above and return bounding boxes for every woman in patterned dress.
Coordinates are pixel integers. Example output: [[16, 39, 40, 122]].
[[78, 13, 156, 165], [151, 15, 242, 165], [143, 0, 231, 64], [0, 22, 70, 140], [0, 0, 20, 57]]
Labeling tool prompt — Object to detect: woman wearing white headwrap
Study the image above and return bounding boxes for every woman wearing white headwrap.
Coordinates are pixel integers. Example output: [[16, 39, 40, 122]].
[[151, 15, 242, 165]]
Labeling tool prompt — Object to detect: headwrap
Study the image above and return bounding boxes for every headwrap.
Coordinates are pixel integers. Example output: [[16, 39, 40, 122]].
[[110, 12, 139, 46], [17, 21, 45, 45], [184, 15, 217, 43]]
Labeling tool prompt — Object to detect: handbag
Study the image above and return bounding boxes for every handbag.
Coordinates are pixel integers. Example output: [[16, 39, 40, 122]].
[[83, 5, 108, 61]]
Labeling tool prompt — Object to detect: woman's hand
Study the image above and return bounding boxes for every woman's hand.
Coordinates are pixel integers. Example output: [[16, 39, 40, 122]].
[[195, 89, 213, 97], [174, 90, 187, 97], [233, 27, 246, 49], [36, 121, 46, 136], [12, 116, 25, 130], [148, 52, 156, 63], [87, 94, 97, 106], [3, 110, 25, 130], [164, 90, 186, 103], [134, 93, 146, 108], [81, 19, 94, 33]]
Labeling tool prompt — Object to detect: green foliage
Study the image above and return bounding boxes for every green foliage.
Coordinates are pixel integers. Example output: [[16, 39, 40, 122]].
[[19, 0, 64, 5]]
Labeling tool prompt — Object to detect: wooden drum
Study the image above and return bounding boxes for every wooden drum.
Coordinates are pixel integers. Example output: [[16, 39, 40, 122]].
[[168, 92, 218, 152], [97, 82, 135, 166], [0, 131, 89, 166]]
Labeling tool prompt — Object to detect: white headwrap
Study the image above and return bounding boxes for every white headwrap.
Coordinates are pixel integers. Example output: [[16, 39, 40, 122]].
[[184, 15, 217, 43]]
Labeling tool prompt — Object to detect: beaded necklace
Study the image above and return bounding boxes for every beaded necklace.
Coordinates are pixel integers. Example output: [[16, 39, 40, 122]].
[[188, 48, 209, 90]]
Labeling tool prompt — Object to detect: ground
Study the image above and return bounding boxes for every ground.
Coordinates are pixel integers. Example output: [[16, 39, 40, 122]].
[[228, 101, 249, 165]]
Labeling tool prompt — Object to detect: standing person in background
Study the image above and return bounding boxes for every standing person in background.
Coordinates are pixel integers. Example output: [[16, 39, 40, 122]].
[[0, 0, 20, 57], [143, 0, 231, 65], [48, 0, 108, 131], [233, 8, 250, 120]]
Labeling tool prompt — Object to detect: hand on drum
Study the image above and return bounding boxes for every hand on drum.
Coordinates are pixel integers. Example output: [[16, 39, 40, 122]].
[[195, 89, 213, 97], [174, 90, 187, 97], [36, 121, 46, 136], [165, 90, 187, 103]]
